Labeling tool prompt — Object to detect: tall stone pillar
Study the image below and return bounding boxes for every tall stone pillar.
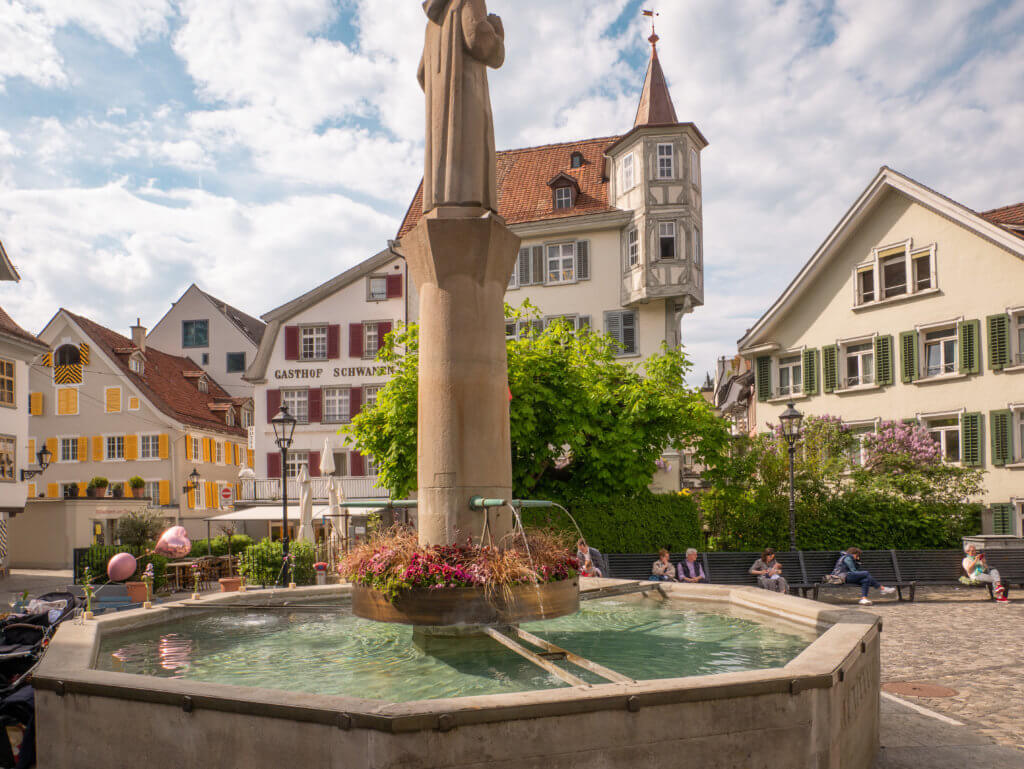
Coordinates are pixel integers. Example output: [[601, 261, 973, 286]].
[[403, 207, 521, 547]]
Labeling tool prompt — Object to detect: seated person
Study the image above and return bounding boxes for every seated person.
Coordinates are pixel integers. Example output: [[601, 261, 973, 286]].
[[749, 548, 788, 594], [962, 545, 1008, 602], [677, 548, 707, 583], [650, 549, 677, 581], [832, 547, 896, 606], [580, 556, 600, 578], [576, 538, 604, 577]]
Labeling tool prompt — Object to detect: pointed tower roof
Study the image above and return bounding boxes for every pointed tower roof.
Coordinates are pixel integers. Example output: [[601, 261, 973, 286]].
[[634, 33, 678, 128]]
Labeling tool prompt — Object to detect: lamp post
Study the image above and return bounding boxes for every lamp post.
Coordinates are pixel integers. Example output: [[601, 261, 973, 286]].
[[271, 405, 297, 586], [181, 468, 201, 536], [20, 444, 52, 482], [779, 402, 804, 552]]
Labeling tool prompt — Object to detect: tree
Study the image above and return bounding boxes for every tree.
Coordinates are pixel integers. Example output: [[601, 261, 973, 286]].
[[346, 302, 730, 500], [115, 510, 166, 548]]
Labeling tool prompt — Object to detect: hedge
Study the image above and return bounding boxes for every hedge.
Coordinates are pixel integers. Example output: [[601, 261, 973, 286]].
[[188, 535, 254, 558], [237, 540, 316, 586]]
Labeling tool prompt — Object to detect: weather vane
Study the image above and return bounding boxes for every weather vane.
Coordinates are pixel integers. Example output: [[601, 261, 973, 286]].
[[642, 9, 660, 46]]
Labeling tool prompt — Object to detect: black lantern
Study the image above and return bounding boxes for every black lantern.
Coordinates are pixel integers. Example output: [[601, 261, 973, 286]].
[[271, 405, 297, 586], [20, 444, 53, 481], [779, 402, 804, 445], [271, 406, 297, 449]]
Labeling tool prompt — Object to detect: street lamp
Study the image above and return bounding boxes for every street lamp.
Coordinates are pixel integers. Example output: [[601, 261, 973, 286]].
[[20, 444, 52, 481], [779, 402, 804, 552], [271, 405, 297, 586]]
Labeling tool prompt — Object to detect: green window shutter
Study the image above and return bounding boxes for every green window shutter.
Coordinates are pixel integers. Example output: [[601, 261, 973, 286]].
[[899, 330, 918, 383], [990, 409, 1013, 467], [990, 503, 1012, 536], [755, 356, 772, 402], [961, 412, 983, 467], [959, 319, 980, 374], [802, 348, 819, 395], [822, 345, 839, 393], [987, 314, 1010, 371], [874, 335, 894, 386]]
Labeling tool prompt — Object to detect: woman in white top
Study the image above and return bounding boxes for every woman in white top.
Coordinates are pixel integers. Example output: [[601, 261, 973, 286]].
[[962, 545, 1008, 602]]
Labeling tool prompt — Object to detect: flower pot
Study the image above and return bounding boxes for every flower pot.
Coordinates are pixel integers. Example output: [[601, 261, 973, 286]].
[[191, 593, 201, 600], [316, 572, 327, 586], [86, 487, 97, 499], [125, 582, 147, 603], [95, 487, 108, 499], [111, 488, 123, 499], [219, 577, 242, 593]]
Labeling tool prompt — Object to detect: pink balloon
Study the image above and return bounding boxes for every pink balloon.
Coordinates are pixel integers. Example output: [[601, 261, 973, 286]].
[[155, 526, 192, 559], [107, 552, 138, 582]]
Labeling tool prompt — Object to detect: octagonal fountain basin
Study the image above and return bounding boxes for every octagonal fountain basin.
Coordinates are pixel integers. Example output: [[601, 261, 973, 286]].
[[34, 581, 881, 769]]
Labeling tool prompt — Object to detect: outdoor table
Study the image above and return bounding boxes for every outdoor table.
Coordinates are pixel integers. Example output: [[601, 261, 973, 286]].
[[167, 559, 198, 592]]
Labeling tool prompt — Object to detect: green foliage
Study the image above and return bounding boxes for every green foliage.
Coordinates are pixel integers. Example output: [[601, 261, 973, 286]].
[[128, 476, 146, 489], [237, 539, 316, 586], [520, 491, 702, 554], [188, 535, 253, 558], [88, 477, 109, 490], [114, 510, 166, 548], [347, 303, 730, 501], [76, 545, 169, 591]]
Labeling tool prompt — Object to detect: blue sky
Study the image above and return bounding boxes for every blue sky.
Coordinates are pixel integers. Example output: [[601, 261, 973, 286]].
[[1, 0, 1023, 385]]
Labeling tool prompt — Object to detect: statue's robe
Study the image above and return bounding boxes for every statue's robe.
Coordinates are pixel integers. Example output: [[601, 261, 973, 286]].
[[418, 0, 505, 213]]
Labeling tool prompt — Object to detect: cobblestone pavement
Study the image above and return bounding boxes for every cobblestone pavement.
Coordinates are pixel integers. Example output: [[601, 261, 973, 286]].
[[819, 585, 1024, 753]]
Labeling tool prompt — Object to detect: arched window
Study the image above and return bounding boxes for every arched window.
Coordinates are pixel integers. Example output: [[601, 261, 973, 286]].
[[55, 345, 81, 366]]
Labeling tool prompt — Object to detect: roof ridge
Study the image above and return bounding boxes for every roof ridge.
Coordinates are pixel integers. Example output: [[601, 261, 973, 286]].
[[979, 200, 1024, 215], [496, 135, 621, 156]]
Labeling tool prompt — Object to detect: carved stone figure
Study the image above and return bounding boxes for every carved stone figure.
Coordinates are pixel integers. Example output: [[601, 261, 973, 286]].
[[418, 0, 505, 213]]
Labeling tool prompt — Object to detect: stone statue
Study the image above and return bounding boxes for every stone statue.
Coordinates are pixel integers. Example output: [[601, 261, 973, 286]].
[[418, 0, 505, 213]]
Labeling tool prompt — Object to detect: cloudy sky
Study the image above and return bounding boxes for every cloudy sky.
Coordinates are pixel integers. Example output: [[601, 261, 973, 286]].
[[1, 0, 1022, 383]]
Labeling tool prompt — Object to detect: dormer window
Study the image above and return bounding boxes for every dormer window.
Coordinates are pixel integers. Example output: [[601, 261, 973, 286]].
[[570, 151, 584, 169], [555, 187, 573, 209], [226, 409, 235, 427], [547, 172, 580, 212], [129, 354, 144, 375], [197, 377, 209, 393]]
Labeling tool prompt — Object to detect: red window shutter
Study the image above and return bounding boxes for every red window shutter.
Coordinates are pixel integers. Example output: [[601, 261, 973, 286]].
[[349, 324, 363, 359], [327, 325, 341, 359], [378, 321, 392, 342], [386, 274, 403, 299], [266, 389, 281, 421], [267, 453, 281, 478], [350, 451, 365, 477], [350, 387, 363, 417], [284, 326, 300, 361], [308, 451, 321, 477], [308, 387, 322, 423]]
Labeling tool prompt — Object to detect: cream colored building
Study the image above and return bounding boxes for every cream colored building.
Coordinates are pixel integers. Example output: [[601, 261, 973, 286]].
[[738, 168, 1024, 536]]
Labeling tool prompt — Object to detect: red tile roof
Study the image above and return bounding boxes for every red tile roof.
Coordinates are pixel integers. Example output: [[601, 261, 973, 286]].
[[64, 310, 245, 437], [0, 306, 45, 349], [397, 135, 622, 240], [979, 202, 1024, 241]]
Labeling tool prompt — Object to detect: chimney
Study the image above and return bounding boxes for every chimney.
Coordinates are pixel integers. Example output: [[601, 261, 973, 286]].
[[131, 318, 146, 352]]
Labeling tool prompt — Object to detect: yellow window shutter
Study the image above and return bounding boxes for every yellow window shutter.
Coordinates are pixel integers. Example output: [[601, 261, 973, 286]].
[[158, 434, 169, 459], [56, 389, 66, 415], [159, 480, 170, 505], [185, 434, 193, 460], [77, 482, 87, 497], [129, 396, 139, 410], [187, 488, 195, 509], [29, 392, 42, 416], [46, 483, 59, 499], [78, 436, 88, 461], [46, 438, 57, 458], [247, 449, 254, 468], [27, 483, 35, 498], [105, 388, 121, 413], [66, 388, 78, 415], [92, 436, 103, 462], [125, 434, 139, 461], [202, 439, 211, 463], [27, 439, 34, 459]]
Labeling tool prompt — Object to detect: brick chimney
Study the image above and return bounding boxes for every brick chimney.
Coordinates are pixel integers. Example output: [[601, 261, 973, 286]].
[[131, 318, 146, 352]]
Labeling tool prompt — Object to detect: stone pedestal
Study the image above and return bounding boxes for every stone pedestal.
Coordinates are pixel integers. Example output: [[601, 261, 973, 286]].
[[403, 208, 520, 547]]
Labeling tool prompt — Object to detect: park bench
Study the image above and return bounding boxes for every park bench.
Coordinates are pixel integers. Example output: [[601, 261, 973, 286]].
[[808, 550, 916, 602], [605, 552, 708, 582], [704, 552, 814, 597], [66, 583, 142, 614]]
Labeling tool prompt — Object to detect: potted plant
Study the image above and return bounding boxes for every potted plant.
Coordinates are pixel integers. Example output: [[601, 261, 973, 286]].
[[314, 562, 328, 586], [89, 477, 109, 498], [111, 483, 124, 499], [190, 562, 202, 600], [128, 476, 145, 499]]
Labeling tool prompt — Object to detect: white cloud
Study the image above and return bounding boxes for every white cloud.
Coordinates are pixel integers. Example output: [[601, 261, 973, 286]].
[[31, 0, 173, 53], [0, 1, 66, 89]]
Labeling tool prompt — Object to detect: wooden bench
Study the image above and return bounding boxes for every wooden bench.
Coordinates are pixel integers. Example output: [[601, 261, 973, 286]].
[[809, 550, 916, 602], [704, 552, 814, 596], [605, 552, 707, 582]]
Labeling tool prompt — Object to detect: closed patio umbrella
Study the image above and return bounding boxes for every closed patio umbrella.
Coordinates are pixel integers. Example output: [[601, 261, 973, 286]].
[[295, 465, 314, 543], [319, 440, 346, 553]]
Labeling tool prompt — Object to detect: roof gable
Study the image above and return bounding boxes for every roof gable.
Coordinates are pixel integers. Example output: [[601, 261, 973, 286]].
[[0, 241, 19, 282], [0, 306, 46, 351]]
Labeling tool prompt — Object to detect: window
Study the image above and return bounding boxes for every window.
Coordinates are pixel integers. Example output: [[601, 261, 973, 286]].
[[241, 409, 253, 429], [927, 417, 961, 463], [331, 452, 348, 477], [605, 311, 637, 355], [365, 454, 379, 476], [215, 442, 223, 464], [913, 253, 932, 291], [368, 276, 387, 301], [226, 353, 246, 373], [845, 342, 874, 387], [140, 435, 159, 459], [60, 483, 78, 499], [627, 228, 639, 268], [880, 254, 907, 299], [106, 436, 125, 461], [55, 345, 80, 366], [923, 327, 957, 377], [505, 321, 517, 340], [657, 143, 674, 179], [856, 267, 875, 304], [0, 436, 12, 482], [285, 451, 309, 480], [659, 222, 676, 259], [105, 387, 121, 413], [546, 243, 576, 284], [129, 356, 143, 374], [848, 426, 874, 467], [60, 437, 78, 462], [693, 227, 702, 268], [620, 153, 635, 191], [191, 436, 202, 461], [324, 387, 351, 423], [554, 186, 572, 210], [777, 355, 802, 397], [690, 148, 699, 184], [1016, 314, 1024, 366], [0, 359, 14, 407], [545, 315, 590, 332], [197, 378, 208, 393], [182, 320, 209, 348], [201, 353, 210, 365], [225, 409, 235, 427], [364, 385, 382, 410], [144, 481, 160, 504], [300, 326, 327, 360], [364, 323, 380, 359], [282, 389, 309, 423], [570, 151, 584, 169]]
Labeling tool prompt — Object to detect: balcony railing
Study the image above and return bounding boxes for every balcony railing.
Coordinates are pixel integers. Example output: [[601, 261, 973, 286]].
[[774, 385, 803, 398], [843, 374, 875, 388], [1015, 352, 1024, 365], [237, 476, 388, 503]]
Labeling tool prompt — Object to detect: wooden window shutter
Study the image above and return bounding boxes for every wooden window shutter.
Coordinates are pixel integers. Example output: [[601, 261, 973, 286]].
[[327, 325, 341, 359], [78, 436, 88, 462], [576, 241, 590, 281], [47, 483, 59, 499], [185, 434, 193, 460], [27, 484, 35, 499], [990, 503, 1012, 536], [266, 389, 281, 422], [622, 312, 636, 354], [801, 349, 819, 395], [267, 453, 281, 478], [385, 274, 403, 299], [822, 345, 839, 393], [350, 450, 365, 477], [308, 387, 323, 423], [874, 336, 894, 386], [125, 435, 139, 461], [350, 387, 363, 418], [202, 438, 211, 463], [990, 409, 1013, 467], [247, 449, 254, 468], [79, 343, 90, 365], [207, 482, 216, 508], [187, 487, 195, 509], [29, 392, 42, 416], [531, 246, 544, 285], [961, 412, 983, 467], [159, 480, 170, 506], [27, 438, 34, 460], [77, 482, 87, 498], [158, 434, 169, 459], [986, 314, 1010, 371], [517, 248, 531, 285], [349, 324, 364, 359], [284, 326, 300, 361], [755, 356, 772, 401], [46, 438, 57, 459], [378, 321, 393, 346], [899, 331, 918, 383], [92, 436, 103, 462], [105, 388, 121, 413], [308, 451, 321, 477], [959, 319, 980, 374]]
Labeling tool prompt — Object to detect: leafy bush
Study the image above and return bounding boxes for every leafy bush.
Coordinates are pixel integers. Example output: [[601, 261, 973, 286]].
[[115, 510, 166, 548], [237, 539, 315, 586], [128, 476, 146, 490], [188, 535, 253, 558]]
